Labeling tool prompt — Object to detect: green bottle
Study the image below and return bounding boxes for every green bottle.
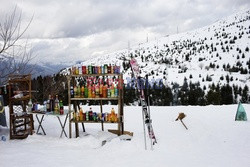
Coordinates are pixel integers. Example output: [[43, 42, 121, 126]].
[[84, 84, 88, 98]]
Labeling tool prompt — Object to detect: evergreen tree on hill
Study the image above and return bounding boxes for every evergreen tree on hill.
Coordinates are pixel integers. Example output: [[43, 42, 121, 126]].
[[220, 84, 233, 104]]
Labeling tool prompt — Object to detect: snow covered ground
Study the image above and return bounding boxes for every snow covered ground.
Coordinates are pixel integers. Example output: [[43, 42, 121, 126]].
[[1, 104, 250, 167]]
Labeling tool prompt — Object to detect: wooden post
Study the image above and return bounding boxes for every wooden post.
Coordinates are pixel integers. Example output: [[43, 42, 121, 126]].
[[180, 120, 188, 130], [117, 74, 124, 135], [120, 74, 124, 134], [73, 101, 79, 138], [67, 76, 72, 138]]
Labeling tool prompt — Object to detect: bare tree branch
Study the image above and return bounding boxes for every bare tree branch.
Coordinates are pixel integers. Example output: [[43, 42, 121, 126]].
[[0, 6, 34, 86]]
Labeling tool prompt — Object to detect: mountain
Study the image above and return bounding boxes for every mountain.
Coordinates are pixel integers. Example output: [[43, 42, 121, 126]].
[[68, 9, 250, 91], [31, 63, 67, 78]]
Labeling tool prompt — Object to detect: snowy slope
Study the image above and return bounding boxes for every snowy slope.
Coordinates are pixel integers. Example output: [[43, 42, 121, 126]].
[[64, 9, 250, 91], [1, 105, 250, 167]]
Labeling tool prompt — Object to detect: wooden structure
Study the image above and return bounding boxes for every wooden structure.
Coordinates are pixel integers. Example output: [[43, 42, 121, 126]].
[[8, 74, 34, 139], [67, 73, 124, 138]]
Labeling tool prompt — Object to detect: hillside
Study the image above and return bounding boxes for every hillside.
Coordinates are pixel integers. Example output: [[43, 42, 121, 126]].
[[69, 9, 250, 90]]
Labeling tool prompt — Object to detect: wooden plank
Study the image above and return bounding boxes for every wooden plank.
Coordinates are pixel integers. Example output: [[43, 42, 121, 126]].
[[108, 129, 133, 136], [70, 119, 120, 123]]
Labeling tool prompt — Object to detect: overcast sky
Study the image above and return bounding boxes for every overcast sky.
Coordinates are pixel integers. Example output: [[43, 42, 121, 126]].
[[1, 0, 250, 66]]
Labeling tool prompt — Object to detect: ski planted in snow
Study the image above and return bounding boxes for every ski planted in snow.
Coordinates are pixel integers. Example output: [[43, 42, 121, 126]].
[[130, 58, 157, 149]]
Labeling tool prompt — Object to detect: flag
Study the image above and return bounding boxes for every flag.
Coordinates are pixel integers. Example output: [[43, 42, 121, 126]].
[[235, 102, 247, 121]]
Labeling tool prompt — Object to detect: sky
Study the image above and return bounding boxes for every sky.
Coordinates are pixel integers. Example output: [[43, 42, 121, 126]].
[[0, 0, 250, 66]]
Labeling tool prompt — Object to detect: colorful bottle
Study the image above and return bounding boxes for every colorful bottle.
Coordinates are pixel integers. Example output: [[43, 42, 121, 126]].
[[111, 108, 115, 122], [111, 65, 114, 74], [104, 64, 108, 74], [113, 65, 116, 74], [84, 84, 88, 98], [54, 95, 59, 114], [117, 66, 120, 74], [102, 65, 105, 74], [95, 84, 100, 98], [111, 84, 115, 97], [89, 107, 93, 121], [86, 111, 89, 121], [88, 84, 92, 98], [93, 112, 96, 121], [88, 65, 92, 74], [79, 67, 82, 75], [79, 108, 83, 121], [95, 66, 98, 74], [107, 87, 111, 98], [104, 112, 108, 122], [82, 66, 86, 74], [72, 66, 76, 75], [98, 66, 101, 74], [92, 85, 95, 98], [86, 66, 88, 74], [115, 113, 118, 122], [81, 85, 84, 97], [75, 67, 79, 75], [103, 85, 107, 98], [74, 86, 77, 97], [59, 100, 64, 115], [108, 64, 111, 73], [92, 66, 95, 74], [77, 85, 81, 98], [115, 84, 119, 97], [83, 112, 86, 121], [99, 84, 103, 98]]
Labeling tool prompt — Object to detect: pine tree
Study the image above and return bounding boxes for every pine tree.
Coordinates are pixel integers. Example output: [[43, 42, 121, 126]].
[[242, 85, 249, 103], [220, 84, 233, 104], [206, 89, 221, 105], [245, 46, 249, 52]]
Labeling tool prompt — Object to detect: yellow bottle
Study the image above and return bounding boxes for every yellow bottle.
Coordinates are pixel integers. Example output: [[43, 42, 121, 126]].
[[100, 84, 103, 97], [111, 84, 115, 97], [88, 85, 92, 98], [74, 86, 77, 97], [79, 108, 83, 121], [75, 67, 79, 75], [81, 86, 84, 97], [115, 114, 118, 122], [111, 108, 115, 122], [77, 86, 81, 98]]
